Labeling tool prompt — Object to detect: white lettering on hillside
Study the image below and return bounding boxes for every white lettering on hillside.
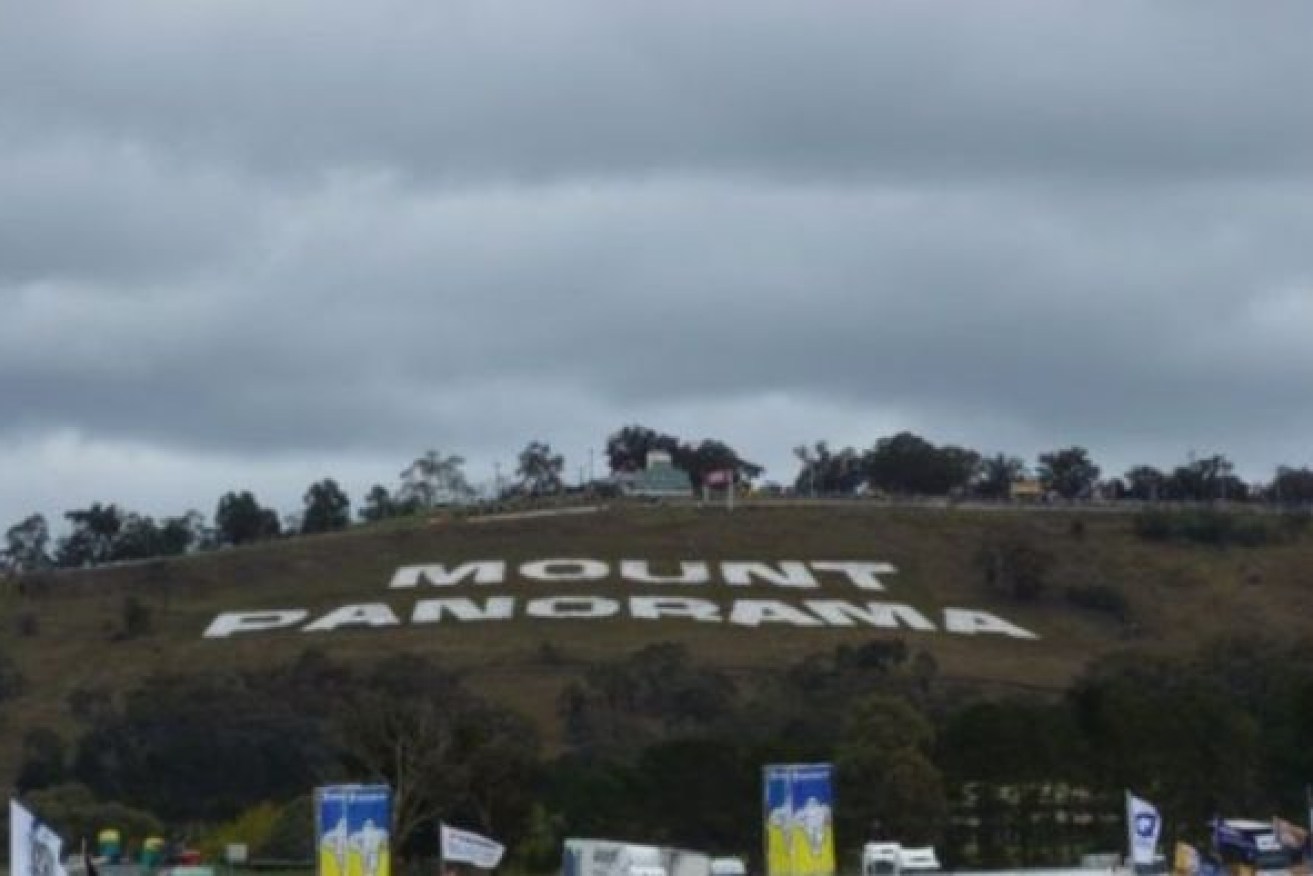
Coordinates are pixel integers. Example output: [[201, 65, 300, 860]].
[[201, 558, 1044, 641], [728, 600, 824, 627], [412, 598, 515, 623], [203, 609, 308, 639], [390, 561, 506, 588], [526, 596, 619, 618], [520, 559, 609, 582], [620, 560, 711, 585], [201, 599, 1042, 639], [810, 561, 896, 591], [630, 596, 722, 622], [721, 562, 817, 588], [942, 608, 1038, 639], [804, 600, 935, 630], [386, 559, 901, 588], [302, 603, 400, 633]]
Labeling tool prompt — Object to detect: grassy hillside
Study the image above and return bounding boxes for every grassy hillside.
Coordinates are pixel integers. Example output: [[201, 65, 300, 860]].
[[2, 500, 1311, 787]]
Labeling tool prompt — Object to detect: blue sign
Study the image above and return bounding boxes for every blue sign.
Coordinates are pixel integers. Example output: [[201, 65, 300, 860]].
[[316, 785, 392, 876], [763, 764, 835, 876]]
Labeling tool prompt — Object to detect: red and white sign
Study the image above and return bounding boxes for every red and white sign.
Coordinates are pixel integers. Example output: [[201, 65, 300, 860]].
[[704, 470, 733, 487]]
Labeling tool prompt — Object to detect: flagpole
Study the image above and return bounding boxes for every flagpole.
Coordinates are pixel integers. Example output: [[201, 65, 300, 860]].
[[1306, 786, 1312, 865], [1126, 790, 1134, 873]]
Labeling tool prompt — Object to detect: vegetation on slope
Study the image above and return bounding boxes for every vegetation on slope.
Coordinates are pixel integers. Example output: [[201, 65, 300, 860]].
[[2, 502, 1311, 870]]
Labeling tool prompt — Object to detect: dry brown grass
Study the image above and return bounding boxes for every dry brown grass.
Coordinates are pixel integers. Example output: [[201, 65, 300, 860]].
[[2, 500, 1309, 784]]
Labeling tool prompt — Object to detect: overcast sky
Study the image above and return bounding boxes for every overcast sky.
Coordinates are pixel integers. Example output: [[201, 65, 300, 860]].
[[4, 1, 1313, 529]]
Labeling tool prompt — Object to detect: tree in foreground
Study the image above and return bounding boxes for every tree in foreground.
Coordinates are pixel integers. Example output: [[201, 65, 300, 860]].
[[837, 694, 948, 847], [675, 439, 764, 489], [605, 425, 680, 473], [866, 432, 979, 496], [1271, 466, 1313, 504], [3, 513, 52, 572], [516, 441, 565, 496], [215, 491, 281, 546], [56, 503, 125, 567], [974, 454, 1026, 500], [301, 478, 351, 534], [793, 442, 866, 496], [1123, 465, 1166, 501], [1037, 447, 1101, 499], [399, 450, 474, 507], [358, 484, 413, 522]]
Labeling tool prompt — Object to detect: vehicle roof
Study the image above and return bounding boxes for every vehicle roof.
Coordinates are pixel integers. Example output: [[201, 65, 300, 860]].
[[1219, 819, 1275, 831]]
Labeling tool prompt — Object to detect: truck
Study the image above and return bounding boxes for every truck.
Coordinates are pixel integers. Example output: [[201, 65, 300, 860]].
[[709, 859, 747, 876], [563, 840, 666, 876], [562, 839, 716, 876], [1211, 819, 1292, 876], [861, 843, 941, 876]]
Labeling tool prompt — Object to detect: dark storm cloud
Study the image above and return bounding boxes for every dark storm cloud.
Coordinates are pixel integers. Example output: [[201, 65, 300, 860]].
[[4, 2, 1313, 184], [5, 177, 1309, 460], [3, 0, 1313, 527]]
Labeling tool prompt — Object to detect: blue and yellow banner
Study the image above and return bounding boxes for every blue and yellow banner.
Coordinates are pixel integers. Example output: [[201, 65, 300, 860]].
[[316, 785, 392, 876], [763, 764, 835, 876]]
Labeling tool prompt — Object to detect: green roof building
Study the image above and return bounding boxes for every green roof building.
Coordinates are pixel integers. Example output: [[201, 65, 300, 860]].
[[620, 451, 693, 498]]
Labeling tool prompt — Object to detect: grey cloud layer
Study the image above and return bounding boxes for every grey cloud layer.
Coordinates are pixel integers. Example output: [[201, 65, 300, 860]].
[[3, 1, 1313, 527], [5, 174, 1310, 454], [5, 3, 1313, 183]]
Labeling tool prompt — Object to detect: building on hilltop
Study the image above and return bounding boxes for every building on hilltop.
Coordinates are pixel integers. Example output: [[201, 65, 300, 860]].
[[614, 450, 694, 498], [1009, 478, 1045, 502]]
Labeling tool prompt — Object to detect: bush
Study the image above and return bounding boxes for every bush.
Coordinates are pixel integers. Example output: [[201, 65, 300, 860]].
[[1132, 509, 1287, 548], [197, 801, 282, 863], [1064, 584, 1131, 621], [257, 795, 316, 861], [1132, 509, 1173, 541], [24, 783, 164, 850], [120, 596, 154, 639], [16, 611, 39, 637], [0, 650, 25, 701], [1281, 510, 1311, 537], [976, 531, 1053, 602], [1178, 510, 1236, 545]]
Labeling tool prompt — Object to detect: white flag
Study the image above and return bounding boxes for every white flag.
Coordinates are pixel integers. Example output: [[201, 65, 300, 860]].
[[441, 823, 505, 869], [10, 800, 69, 876], [1127, 792, 1163, 867]]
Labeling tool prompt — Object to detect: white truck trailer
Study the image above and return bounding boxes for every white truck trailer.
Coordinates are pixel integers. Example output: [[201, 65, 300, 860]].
[[563, 839, 716, 876], [861, 843, 942, 876]]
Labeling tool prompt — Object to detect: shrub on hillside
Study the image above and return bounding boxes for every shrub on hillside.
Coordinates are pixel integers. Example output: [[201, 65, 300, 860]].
[[23, 783, 163, 850], [0, 649, 25, 701], [1063, 583, 1131, 622], [975, 531, 1053, 602], [1281, 509, 1311, 537], [16, 610, 39, 637], [197, 801, 282, 863], [120, 595, 154, 639], [16, 727, 68, 792], [1132, 509, 1173, 541], [1132, 508, 1292, 547], [257, 795, 315, 861]]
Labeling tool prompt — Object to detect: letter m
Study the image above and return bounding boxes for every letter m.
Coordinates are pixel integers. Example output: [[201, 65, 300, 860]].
[[389, 561, 506, 589]]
